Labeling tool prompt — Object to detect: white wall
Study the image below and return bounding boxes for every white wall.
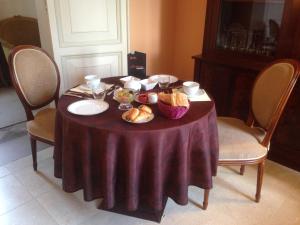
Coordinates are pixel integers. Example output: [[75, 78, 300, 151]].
[[34, 0, 53, 56], [0, 0, 37, 20]]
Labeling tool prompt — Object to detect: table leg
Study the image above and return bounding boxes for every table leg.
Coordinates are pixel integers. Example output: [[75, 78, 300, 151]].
[[203, 189, 210, 210]]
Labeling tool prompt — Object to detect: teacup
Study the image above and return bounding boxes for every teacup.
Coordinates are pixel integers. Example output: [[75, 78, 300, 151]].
[[148, 92, 158, 104], [182, 81, 200, 95], [85, 75, 100, 89]]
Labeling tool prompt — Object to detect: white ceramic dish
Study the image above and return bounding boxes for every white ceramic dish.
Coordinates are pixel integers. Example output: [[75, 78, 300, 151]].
[[182, 81, 200, 95], [134, 93, 156, 105], [120, 76, 141, 84], [149, 74, 178, 84], [179, 88, 204, 98], [122, 111, 154, 123], [67, 100, 109, 116], [78, 83, 114, 92], [124, 80, 141, 91], [140, 79, 158, 91]]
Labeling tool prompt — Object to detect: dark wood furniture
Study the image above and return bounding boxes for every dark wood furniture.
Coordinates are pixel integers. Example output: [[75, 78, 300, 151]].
[[194, 0, 300, 171], [8, 45, 60, 171], [218, 59, 300, 204], [0, 41, 10, 86]]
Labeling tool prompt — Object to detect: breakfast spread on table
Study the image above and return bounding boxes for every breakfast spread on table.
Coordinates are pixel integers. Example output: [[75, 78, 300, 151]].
[[64, 75, 211, 119]]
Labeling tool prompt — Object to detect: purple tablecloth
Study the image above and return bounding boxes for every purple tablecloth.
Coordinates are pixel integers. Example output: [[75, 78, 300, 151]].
[[54, 77, 219, 212]]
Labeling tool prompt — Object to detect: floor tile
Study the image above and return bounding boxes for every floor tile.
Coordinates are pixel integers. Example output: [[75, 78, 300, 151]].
[[0, 167, 10, 178], [0, 122, 50, 166], [13, 157, 61, 197], [0, 175, 32, 215], [5, 147, 53, 174], [37, 188, 99, 225], [0, 199, 58, 225]]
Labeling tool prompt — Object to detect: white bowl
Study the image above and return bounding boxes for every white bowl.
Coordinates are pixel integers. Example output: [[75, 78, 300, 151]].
[[150, 74, 178, 83], [124, 80, 141, 91], [119, 76, 140, 84], [182, 81, 200, 95], [140, 79, 158, 91]]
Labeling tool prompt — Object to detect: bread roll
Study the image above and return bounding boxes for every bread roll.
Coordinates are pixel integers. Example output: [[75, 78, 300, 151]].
[[158, 92, 189, 107], [139, 105, 152, 114], [176, 93, 189, 108], [158, 92, 171, 105], [170, 93, 177, 107], [133, 111, 150, 122], [126, 108, 140, 121]]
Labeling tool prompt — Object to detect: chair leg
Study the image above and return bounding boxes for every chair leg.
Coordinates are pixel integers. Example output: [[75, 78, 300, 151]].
[[203, 189, 210, 210], [240, 165, 245, 175], [255, 160, 265, 202], [30, 137, 37, 171]]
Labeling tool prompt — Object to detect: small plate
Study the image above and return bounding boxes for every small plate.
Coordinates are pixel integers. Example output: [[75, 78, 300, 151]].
[[134, 93, 156, 105], [149, 74, 178, 83], [78, 83, 114, 91], [122, 111, 154, 123], [179, 88, 204, 98], [67, 100, 109, 116], [78, 84, 90, 91]]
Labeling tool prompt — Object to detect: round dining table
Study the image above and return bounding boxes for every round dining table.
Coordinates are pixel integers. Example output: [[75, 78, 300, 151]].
[[54, 77, 219, 222]]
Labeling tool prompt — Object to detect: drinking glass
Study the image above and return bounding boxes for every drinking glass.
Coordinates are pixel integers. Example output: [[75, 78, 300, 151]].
[[91, 82, 106, 101], [158, 75, 170, 89]]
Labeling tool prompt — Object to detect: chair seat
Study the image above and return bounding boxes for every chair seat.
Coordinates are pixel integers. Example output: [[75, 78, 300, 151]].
[[218, 117, 268, 162], [26, 108, 55, 143]]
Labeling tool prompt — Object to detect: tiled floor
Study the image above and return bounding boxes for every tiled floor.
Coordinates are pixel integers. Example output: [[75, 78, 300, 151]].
[[0, 122, 50, 166], [0, 147, 299, 225]]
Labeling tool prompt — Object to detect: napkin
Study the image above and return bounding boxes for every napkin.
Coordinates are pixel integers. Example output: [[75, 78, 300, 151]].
[[69, 83, 114, 95], [173, 88, 211, 102], [188, 89, 211, 102]]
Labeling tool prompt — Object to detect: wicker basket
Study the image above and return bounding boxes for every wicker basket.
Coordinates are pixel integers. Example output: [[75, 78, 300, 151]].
[[157, 100, 189, 119]]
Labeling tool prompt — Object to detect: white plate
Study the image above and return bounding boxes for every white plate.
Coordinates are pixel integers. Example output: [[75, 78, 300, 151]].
[[122, 111, 154, 123], [67, 100, 109, 116], [149, 74, 178, 84]]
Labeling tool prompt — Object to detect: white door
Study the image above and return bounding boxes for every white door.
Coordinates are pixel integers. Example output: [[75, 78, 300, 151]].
[[36, 0, 128, 92]]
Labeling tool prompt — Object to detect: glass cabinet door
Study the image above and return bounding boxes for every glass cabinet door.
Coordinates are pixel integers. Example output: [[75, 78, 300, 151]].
[[217, 0, 285, 56]]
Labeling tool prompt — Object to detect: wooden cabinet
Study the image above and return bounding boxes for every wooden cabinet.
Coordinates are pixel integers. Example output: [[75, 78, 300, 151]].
[[194, 0, 300, 171]]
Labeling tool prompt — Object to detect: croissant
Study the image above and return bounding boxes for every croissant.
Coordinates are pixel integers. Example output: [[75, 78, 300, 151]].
[[139, 105, 152, 114], [133, 111, 150, 122], [126, 108, 140, 121]]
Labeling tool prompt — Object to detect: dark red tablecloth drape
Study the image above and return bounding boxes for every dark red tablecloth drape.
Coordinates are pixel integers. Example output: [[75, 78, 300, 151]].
[[54, 77, 219, 211]]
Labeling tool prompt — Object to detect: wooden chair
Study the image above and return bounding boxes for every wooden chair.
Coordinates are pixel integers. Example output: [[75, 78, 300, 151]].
[[8, 45, 60, 171], [217, 59, 300, 202]]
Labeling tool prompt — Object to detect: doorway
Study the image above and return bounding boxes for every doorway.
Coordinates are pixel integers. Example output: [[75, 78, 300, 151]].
[[0, 0, 41, 128]]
